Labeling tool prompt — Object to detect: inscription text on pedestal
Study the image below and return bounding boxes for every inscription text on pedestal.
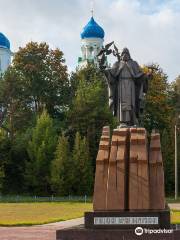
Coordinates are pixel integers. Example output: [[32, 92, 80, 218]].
[[94, 217, 159, 225]]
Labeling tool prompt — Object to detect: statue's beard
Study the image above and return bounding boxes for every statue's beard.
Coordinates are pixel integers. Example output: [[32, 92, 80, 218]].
[[122, 54, 130, 62]]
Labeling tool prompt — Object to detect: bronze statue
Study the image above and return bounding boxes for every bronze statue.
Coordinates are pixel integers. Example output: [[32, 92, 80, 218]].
[[98, 44, 152, 126]]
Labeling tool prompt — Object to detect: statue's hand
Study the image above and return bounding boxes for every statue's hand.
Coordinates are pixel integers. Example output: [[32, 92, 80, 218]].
[[99, 64, 107, 72], [98, 52, 106, 69], [147, 68, 152, 75], [144, 69, 152, 81]]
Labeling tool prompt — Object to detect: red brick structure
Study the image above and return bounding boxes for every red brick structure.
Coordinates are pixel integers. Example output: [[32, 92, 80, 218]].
[[93, 127, 165, 212]]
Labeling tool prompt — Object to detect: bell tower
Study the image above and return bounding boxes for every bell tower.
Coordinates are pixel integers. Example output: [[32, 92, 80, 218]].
[[78, 10, 105, 68]]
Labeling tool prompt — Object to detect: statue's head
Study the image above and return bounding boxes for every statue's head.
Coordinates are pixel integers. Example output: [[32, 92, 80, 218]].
[[121, 48, 131, 62]]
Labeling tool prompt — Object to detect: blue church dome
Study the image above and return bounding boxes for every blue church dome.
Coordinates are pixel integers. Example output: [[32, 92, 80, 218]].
[[0, 32, 10, 49], [81, 17, 105, 39]]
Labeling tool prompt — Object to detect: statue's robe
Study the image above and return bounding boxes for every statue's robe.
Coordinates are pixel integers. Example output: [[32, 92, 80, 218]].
[[105, 59, 146, 125]]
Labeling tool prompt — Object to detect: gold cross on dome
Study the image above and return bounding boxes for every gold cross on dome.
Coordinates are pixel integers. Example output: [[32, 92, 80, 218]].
[[91, 0, 94, 17]]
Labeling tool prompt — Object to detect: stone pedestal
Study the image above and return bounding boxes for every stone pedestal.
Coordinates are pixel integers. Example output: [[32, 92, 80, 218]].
[[84, 208, 170, 229], [56, 225, 180, 240], [56, 126, 172, 240], [93, 127, 166, 212]]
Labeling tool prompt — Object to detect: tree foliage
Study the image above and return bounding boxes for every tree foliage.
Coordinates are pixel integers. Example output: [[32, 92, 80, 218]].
[[169, 76, 180, 195], [0, 67, 33, 137], [0, 131, 9, 193], [67, 65, 116, 167], [143, 64, 172, 132], [51, 134, 74, 195], [143, 65, 178, 195], [26, 110, 57, 195], [12, 41, 69, 116], [0, 41, 178, 197], [72, 132, 93, 195]]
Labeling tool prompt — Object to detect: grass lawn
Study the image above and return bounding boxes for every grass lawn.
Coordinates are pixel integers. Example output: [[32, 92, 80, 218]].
[[0, 202, 179, 226], [166, 197, 180, 203], [0, 202, 92, 226], [171, 210, 180, 224]]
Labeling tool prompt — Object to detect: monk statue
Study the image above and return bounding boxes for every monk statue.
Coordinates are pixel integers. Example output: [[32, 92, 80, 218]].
[[98, 45, 152, 126]]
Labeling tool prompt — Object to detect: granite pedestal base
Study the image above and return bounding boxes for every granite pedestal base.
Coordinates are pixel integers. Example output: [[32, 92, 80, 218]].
[[56, 225, 180, 240], [85, 209, 170, 229]]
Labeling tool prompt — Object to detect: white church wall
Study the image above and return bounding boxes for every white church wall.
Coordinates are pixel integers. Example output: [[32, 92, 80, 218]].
[[79, 37, 104, 68], [0, 48, 11, 74]]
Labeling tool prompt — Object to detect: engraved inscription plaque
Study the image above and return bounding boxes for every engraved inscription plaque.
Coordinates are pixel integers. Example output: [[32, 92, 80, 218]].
[[94, 217, 159, 225]]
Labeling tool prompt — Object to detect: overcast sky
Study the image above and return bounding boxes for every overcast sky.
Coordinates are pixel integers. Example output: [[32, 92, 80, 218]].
[[0, 0, 180, 81]]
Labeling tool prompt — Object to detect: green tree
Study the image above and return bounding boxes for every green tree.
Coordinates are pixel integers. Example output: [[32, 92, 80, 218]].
[[171, 75, 180, 118], [68, 64, 107, 105], [26, 110, 57, 195], [0, 67, 33, 138], [143, 65, 175, 195], [0, 130, 9, 193], [161, 129, 175, 195], [51, 134, 74, 195], [0, 42, 69, 195], [170, 76, 180, 195], [12, 41, 69, 117], [72, 132, 93, 195], [143, 64, 172, 133], [67, 65, 116, 167], [0, 168, 4, 193], [3, 130, 31, 194]]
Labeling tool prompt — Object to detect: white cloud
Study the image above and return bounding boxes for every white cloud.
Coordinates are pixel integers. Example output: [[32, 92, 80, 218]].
[[0, 0, 179, 81]]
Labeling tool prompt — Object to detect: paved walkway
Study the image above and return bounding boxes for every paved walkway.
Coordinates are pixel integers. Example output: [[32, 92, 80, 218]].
[[169, 203, 180, 210], [0, 218, 83, 240], [0, 204, 180, 240]]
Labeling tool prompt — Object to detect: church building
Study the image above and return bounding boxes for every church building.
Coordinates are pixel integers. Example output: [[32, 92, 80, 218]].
[[0, 15, 105, 73], [78, 16, 105, 68], [0, 33, 12, 74]]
